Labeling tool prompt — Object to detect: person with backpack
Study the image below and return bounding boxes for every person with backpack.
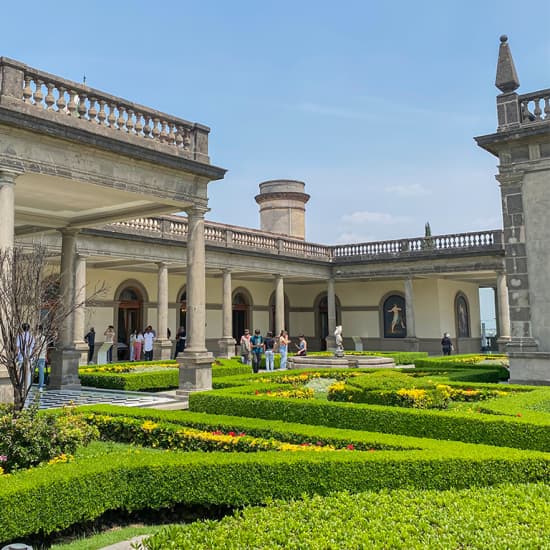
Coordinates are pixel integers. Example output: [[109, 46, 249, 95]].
[[250, 329, 264, 373], [264, 331, 275, 371]]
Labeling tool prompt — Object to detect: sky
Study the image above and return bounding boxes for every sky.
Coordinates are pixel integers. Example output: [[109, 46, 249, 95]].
[[2, 0, 549, 330]]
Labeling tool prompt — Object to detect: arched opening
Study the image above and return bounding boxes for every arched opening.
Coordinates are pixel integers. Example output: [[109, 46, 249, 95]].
[[455, 292, 471, 338], [314, 293, 341, 351], [382, 293, 407, 338], [116, 285, 144, 359], [232, 290, 251, 341]]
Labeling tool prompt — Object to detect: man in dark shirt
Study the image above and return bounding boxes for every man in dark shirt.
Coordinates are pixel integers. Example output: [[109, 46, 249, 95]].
[[84, 327, 95, 364], [264, 331, 275, 371], [250, 329, 264, 373]]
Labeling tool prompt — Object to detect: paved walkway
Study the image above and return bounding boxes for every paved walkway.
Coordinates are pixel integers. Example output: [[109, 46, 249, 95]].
[[25, 386, 188, 410]]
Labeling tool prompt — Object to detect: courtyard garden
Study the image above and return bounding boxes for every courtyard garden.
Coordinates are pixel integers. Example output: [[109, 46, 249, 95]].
[[2, 352, 550, 548]]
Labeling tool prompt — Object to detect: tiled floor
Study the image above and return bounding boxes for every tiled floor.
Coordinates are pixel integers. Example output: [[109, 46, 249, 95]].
[[25, 385, 183, 410]]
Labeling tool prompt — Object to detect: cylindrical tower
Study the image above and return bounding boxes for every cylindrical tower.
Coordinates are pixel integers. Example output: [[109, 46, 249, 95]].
[[255, 180, 310, 240]]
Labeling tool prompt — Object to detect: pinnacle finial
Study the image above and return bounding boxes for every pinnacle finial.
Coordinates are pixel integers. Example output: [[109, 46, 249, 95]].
[[495, 34, 520, 93]]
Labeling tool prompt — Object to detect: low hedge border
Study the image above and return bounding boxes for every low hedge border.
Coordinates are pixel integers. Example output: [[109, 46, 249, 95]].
[[2, 440, 550, 543], [189, 385, 550, 451]]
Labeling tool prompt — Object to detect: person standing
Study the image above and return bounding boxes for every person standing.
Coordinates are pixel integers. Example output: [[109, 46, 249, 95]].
[[143, 326, 155, 361], [134, 330, 144, 362], [17, 323, 35, 392], [35, 325, 47, 391], [240, 329, 251, 365], [129, 330, 137, 361], [174, 326, 186, 359], [250, 329, 264, 373], [441, 333, 453, 356], [103, 325, 115, 363], [84, 327, 95, 364], [279, 330, 289, 370], [264, 331, 275, 371]]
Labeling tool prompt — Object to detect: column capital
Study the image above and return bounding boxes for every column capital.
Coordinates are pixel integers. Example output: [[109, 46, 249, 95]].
[[156, 261, 170, 269], [0, 169, 21, 187], [222, 268, 232, 275], [58, 227, 80, 237], [185, 204, 210, 219]]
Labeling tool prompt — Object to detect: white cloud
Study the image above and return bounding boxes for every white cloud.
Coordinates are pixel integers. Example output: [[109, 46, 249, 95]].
[[384, 183, 430, 197], [341, 211, 412, 225], [335, 231, 376, 244]]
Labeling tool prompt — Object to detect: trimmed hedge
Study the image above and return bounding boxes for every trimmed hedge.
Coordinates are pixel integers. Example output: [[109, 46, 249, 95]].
[[139, 484, 550, 549], [189, 386, 550, 451], [2, 439, 550, 543]]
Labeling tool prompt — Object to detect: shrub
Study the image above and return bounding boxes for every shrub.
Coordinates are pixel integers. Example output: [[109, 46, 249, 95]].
[[0, 404, 98, 472]]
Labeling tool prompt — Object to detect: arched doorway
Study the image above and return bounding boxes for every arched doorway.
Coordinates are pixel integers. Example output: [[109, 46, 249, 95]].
[[315, 293, 341, 351], [232, 290, 251, 341], [116, 285, 144, 359]]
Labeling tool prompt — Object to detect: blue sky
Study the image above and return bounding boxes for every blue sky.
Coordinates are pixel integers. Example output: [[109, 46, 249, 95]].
[[3, 1, 549, 330], [2, 0, 548, 245]]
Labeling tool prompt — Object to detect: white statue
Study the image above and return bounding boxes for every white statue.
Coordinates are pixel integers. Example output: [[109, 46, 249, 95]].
[[334, 325, 344, 352]]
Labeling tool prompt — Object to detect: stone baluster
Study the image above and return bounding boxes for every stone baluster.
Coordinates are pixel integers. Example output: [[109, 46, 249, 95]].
[[68, 91, 79, 117], [143, 116, 152, 138], [33, 79, 44, 107], [44, 82, 55, 110], [22, 76, 33, 103], [88, 97, 97, 122], [135, 112, 143, 135], [97, 100, 107, 125], [126, 109, 135, 133], [108, 103, 117, 127], [77, 93, 87, 118], [117, 106, 126, 131], [152, 118, 160, 140], [56, 87, 67, 112]]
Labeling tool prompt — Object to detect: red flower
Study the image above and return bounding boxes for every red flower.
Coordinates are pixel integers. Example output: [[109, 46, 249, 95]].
[[316, 441, 324, 446], [254, 390, 259, 395], [346, 444, 354, 451], [238, 432, 246, 437], [516, 413, 522, 417], [228, 431, 236, 437]]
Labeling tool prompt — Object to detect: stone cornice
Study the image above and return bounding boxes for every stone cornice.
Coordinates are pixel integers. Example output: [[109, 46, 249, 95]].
[[255, 191, 311, 204]]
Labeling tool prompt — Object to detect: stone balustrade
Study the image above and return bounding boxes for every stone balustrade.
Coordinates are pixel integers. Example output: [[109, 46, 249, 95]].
[[103, 217, 503, 262], [0, 57, 210, 163], [519, 89, 550, 124]]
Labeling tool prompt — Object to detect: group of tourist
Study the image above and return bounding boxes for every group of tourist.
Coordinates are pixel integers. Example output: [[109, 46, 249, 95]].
[[239, 329, 307, 373], [85, 325, 186, 364]]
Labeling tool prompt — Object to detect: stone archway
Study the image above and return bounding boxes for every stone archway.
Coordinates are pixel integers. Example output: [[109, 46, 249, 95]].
[[314, 292, 341, 351]]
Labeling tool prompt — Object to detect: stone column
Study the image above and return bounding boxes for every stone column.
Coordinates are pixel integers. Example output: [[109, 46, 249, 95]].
[[0, 170, 17, 251], [73, 254, 89, 365], [0, 170, 19, 404], [404, 277, 419, 351], [275, 274, 285, 335], [325, 277, 337, 350], [496, 271, 511, 351], [49, 229, 81, 389], [154, 262, 173, 360], [178, 205, 213, 395], [217, 269, 236, 358]]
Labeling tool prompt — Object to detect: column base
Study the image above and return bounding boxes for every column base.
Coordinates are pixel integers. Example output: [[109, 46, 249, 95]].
[[74, 340, 89, 366], [0, 366, 13, 405], [509, 350, 550, 385], [496, 336, 511, 353], [217, 337, 236, 358], [48, 348, 82, 389], [176, 351, 214, 397], [403, 337, 420, 352], [153, 339, 173, 361]]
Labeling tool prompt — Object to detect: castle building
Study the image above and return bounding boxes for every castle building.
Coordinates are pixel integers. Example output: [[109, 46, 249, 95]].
[[3, 34, 548, 394]]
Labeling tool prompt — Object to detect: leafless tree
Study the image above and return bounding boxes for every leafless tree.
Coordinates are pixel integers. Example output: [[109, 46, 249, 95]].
[[0, 244, 104, 412]]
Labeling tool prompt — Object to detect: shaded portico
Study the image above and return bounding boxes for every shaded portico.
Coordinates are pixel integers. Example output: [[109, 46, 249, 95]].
[[0, 57, 226, 398]]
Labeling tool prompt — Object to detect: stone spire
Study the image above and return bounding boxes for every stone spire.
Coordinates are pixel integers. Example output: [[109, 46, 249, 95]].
[[495, 35, 520, 93]]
